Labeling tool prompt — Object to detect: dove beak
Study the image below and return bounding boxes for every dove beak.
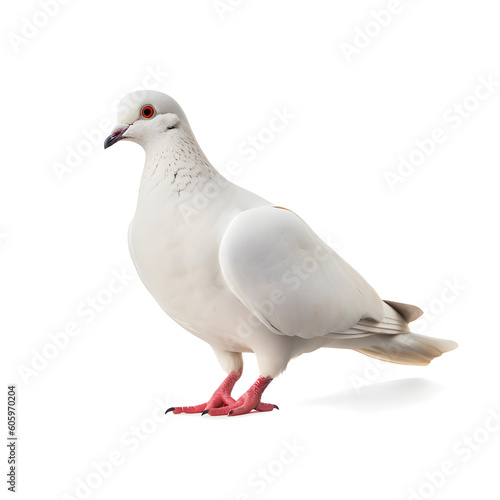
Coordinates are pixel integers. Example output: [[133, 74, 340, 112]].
[[104, 124, 130, 149]]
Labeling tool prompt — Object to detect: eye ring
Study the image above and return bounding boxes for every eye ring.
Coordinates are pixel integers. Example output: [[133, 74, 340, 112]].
[[141, 105, 155, 119]]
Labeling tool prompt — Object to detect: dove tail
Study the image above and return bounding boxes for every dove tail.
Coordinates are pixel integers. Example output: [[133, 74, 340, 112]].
[[350, 333, 458, 366]]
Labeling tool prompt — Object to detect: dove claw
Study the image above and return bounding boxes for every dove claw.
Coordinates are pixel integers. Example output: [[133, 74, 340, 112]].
[[166, 372, 277, 416]]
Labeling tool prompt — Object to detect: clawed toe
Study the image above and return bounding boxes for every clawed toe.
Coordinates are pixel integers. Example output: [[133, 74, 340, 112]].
[[166, 403, 208, 414], [165, 372, 278, 417]]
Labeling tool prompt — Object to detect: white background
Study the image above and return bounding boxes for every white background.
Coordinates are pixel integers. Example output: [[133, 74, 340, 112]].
[[2, 1, 499, 499]]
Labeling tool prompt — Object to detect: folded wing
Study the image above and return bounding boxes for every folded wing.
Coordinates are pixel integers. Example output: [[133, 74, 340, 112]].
[[219, 206, 388, 339]]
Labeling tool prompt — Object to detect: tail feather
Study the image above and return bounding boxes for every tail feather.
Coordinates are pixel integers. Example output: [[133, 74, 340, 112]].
[[383, 300, 423, 323], [353, 333, 458, 366], [325, 300, 458, 365]]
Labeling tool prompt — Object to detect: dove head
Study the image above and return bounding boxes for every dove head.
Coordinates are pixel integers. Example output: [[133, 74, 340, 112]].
[[104, 90, 190, 149]]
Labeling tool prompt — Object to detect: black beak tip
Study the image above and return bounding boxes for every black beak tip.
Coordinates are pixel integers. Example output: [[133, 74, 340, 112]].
[[104, 126, 129, 150], [104, 135, 116, 149]]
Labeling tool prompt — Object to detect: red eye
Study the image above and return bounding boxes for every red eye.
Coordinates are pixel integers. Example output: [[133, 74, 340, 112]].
[[141, 105, 154, 118]]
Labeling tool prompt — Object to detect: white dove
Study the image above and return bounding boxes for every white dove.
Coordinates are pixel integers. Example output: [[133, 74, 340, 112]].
[[104, 90, 458, 416]]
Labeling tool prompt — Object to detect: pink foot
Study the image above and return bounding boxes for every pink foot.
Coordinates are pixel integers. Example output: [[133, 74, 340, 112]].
[[166, 373, 279, 416], [204, 376, 278, 416], [166, 371, 241, 414]]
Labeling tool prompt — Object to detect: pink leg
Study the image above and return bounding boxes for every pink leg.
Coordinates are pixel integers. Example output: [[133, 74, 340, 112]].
[[166, 371, 241, 414], [205, 376, 278, 416]]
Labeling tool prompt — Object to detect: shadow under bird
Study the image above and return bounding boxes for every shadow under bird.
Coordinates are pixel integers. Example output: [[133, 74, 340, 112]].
[[104, 90, 458, 416]]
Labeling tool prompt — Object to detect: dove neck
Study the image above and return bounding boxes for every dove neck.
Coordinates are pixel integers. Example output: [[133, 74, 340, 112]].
[[138, 126, 223, 198]]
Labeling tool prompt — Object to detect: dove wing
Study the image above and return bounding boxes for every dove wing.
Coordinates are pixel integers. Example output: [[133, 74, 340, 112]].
[[219, 206, 388, 339]]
